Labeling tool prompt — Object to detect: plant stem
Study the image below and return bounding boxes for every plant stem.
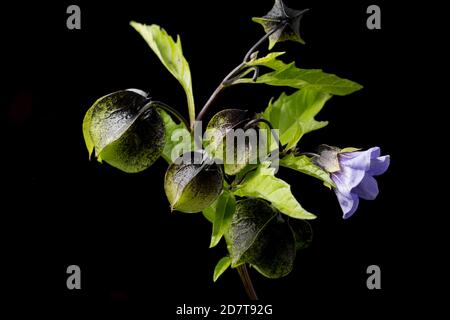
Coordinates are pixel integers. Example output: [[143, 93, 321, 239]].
[[195, 25, 285, 124], [243, 118, 274, 130], [237, 264, 258, 300], [243, 26, 281, 63], [195, 62, 245, 124]]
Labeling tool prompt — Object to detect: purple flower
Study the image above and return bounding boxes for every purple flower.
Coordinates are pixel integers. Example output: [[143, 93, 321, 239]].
[[314, 146, 390, 219]]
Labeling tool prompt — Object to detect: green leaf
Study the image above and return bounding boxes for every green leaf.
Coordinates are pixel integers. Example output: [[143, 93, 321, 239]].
[[130, 22, 195, 126], [207, 191, 236, 248], [263, 88, 331, 150], [202, 205, 215, 223], [229, 198, 296, 278], [237, 56, 363, 96], [213, 256, 231, 282], [233, 162, 316, 220], [83, 89, 165, 173], [280, 153, 335, 188], [246, 51, 285, 67], [159, 110, 192, 163]]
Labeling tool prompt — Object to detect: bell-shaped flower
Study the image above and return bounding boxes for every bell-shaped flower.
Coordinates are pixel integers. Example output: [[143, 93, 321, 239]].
[[314, 146, 390, 219]]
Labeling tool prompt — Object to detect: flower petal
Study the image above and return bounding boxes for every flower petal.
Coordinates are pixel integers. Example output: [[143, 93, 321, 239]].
[[332, 164, 366, 194], [353, 174, 379, 200], [334, 189, 359, 219], [368, 155, 390, 176], [339, 147, 380, 171], [368, 147, 381, 159]]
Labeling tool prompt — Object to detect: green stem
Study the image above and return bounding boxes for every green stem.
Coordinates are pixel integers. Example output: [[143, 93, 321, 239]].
[[237, 264, 258, 300], [186, 90, 196, 131]]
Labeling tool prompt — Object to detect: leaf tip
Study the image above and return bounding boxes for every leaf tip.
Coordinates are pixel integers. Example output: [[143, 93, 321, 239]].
[[213, 256, 231, 282], [209, 238, 218, 249], [268, 40, 276, 50], [129, 20, 142, 31], [303, 212, 317, 220]]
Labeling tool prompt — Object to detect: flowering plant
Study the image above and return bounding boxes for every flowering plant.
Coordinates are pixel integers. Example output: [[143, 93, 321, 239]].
[[82, 0, 389, 299]]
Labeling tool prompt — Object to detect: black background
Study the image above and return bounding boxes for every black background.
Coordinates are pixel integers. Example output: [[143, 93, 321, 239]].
[[3, 0, 436, 317]]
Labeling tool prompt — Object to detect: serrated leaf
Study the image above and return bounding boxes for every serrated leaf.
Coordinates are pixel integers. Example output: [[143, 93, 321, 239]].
[[213, 256, 231, 282], [237, 56, 363, 96], [229, 198, 296, 278], [206, 190, 236, 248], [83, 89, 165, 173], [159, 110, 193, 163], [130, 22, 195, 126], [233, 162, 316, 220], [263, 88, 331, 150], [280, 153, 335, 188]]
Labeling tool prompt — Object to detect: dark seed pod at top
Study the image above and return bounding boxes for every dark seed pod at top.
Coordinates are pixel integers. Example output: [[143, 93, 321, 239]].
[[164, 151, 223, 213]]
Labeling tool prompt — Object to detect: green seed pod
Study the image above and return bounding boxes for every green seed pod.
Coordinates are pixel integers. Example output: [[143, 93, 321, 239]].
[[83, 89, 165, 173], [164, 151, 223, 213], [205, 109, 258, 175], [229, 198, 296, 278]]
